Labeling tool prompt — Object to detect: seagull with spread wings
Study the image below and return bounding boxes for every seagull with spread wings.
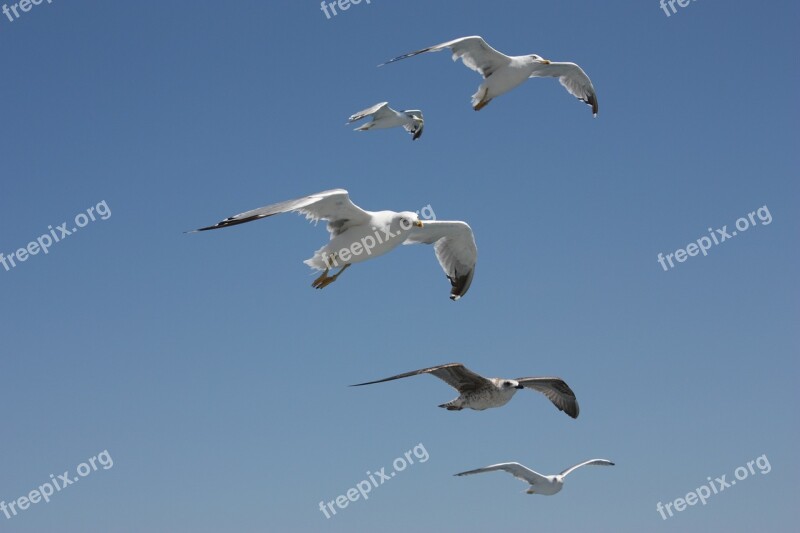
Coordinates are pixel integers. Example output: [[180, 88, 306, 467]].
[[190, 189, 477, 300], [455, 459, 615, 495], [351, 363, 579, 418], [348, 102, 424, 140], [380, 35, 598, 115]]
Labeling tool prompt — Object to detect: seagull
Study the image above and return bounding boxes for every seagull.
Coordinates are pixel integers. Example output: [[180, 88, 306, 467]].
[[190, 189, 477, 300], [380, 35, 598, 115], [350, 363, 579, 418], [454, 459, 615, 495], [348, 102, 424, 140]]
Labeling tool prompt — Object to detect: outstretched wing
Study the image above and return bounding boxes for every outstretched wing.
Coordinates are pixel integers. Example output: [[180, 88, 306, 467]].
[[404, 221, 477, 300], [529, 61, 598, 116], [190, 189, 372, 238], [381, 36, 512, 79], [348, 102, 393, 123], [516, 377, 580, 419], [559, 459, 615, 478], [351, 363, 491, 393], [454, 462, 548, 485]]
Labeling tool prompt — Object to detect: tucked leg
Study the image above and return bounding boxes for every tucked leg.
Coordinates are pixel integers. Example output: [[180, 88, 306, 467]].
[[312, 263, 350, 289], [473, 86, 492, 111], [473, 98, 492, 111]]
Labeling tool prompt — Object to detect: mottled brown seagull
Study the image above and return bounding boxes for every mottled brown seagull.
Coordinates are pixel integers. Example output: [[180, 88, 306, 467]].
[[351, 363, 579, 418]]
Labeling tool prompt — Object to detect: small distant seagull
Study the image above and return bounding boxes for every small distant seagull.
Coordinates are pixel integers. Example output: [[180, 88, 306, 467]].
[[380, 35, 598, 116], [190, 189, 477, 300], [455, 459, 615, 495], [348, 102, 424, 140], [351, 363, 579, 418]]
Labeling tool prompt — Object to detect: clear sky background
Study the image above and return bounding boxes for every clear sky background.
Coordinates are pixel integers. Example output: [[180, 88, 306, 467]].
[[1, 1, 798, 531]]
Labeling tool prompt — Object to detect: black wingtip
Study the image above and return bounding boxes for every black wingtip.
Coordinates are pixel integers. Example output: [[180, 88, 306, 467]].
[[587, 93, 599, 116], [191, 213, 272, 233], [448, 269, 474, 301], [379, 48, 430, 68]]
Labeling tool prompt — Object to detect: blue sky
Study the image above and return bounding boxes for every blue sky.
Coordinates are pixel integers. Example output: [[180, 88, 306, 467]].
[[1, 1, 798, 531]]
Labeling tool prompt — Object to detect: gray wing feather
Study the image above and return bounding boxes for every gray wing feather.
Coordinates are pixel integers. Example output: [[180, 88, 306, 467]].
[[559, 459, 615, 477], [404, 221, 477, 300], [348, 102, 392, 123], [516, 377, 580, 419], [350, 363, 491, 392], [191, 189, 372, 238], [529, 61, 598, 116], [381, 36, 512, 79], [454, 462, 548, 484]]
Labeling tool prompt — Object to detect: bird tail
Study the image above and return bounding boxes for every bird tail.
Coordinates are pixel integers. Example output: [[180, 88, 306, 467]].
[[304, 246, 338, 271]]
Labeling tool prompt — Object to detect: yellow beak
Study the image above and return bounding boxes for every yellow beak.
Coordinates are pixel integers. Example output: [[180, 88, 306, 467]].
[[414, 220, 424, 228], [541, 59, 551, 64]]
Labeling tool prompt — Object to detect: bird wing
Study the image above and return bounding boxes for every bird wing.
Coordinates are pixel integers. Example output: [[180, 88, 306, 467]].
[[454, 463, 548, 485], [190, 189, 372, 238], [348, 102, 392, 123], [559, 459, 615, 478], [350, 363, 491, 393], [381, 36, 512, 79], [516, 377, 580, 419], [403, 113, 424, 140], [529, 61, 598, 116], [403, 221, 477, 300]]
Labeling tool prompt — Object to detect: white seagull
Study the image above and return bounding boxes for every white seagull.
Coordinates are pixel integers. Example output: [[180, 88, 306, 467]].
[[191, 189, 477, 300], [348, 102, 424, 140], [351, 363, 579, 418], [455, 459, 615, 495], [380, 35, 598, 115]]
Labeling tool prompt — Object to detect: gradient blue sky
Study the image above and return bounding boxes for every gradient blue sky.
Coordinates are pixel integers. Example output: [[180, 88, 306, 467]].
[[1, 1, 798, 531]]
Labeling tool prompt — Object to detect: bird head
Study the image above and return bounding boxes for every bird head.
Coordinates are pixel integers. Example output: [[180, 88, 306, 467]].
[[501, 380, 523, 390], [396, 211, 424, 231], [530, 54, 550, 64]]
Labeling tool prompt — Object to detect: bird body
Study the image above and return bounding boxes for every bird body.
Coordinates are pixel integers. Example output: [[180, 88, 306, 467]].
[[304, 210, 418, 269], [439, 377, 521, 411], [455, 459, 615, 496], [473, 55, 539, 108]]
